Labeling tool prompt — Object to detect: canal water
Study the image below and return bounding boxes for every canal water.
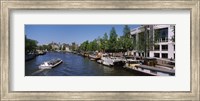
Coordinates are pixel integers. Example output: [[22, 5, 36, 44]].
[[25, 52, 144, 76]]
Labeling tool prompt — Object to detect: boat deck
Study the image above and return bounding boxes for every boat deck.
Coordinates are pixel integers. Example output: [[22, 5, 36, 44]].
[[135, 65, 175, 74], [124, 65, 157, 76]]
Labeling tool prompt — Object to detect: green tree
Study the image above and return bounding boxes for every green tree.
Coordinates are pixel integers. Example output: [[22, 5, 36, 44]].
[[38, 45, 43, 50], [47, 44, 52, 51], [88, 39, 100, 51], [87, 41, 92, 51], [116, 36, 124, 51], [96, 37, 101, 51], [122, 25, 133, 51], [25, 35, 38, 53], [126, 37, 134, 50], [79, 40, 89, 51], [123, 25, 131, 37], [93, 39, 98, 51], [102, 33, 109, 52], [108, 27, 118, 52], [42, 45, 48, 50], [154, 29, 160, 43]]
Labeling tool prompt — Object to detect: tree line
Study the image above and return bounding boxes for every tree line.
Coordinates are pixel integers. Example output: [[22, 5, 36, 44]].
[[78, 25, 136, 53], [25, 35, 38, 54]]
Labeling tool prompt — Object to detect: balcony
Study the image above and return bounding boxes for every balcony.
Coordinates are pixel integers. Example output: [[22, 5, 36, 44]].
[[155, 37, 168, 43]]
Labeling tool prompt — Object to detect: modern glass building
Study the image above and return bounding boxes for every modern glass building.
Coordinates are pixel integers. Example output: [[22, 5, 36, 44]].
[[130, 25, 175, 59]]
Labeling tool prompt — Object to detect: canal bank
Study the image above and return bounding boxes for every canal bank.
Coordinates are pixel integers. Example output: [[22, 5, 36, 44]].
[[25, 52, 149, 76]]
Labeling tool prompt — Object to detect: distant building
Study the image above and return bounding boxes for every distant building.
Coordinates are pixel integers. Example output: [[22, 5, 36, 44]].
[[71, 42, 79, 51], [49, 42, 59, 50], [62, 43, 71, 52], [65, 47, 70, 52], [131, 25, 175, 59]]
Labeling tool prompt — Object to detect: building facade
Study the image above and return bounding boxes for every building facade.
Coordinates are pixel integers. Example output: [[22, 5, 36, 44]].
[[131, 25, 175, 59]]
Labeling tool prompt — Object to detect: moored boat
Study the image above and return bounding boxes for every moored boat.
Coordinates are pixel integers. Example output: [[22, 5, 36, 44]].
[[89, 54, 101, 61], [39, 58, 63, 69], [124, 59, 141, 69], [123, 59, 157, 76], [135, 65, 175, 76], [112, 57, 126, 67], [97, 59, 103, 63], [101, 54, 114, 66], [124, 57, 175, 76], [99, 54, 125, 67]]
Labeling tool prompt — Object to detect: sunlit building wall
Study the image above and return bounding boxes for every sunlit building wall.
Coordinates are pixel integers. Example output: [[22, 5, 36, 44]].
[[131, 25, 175, 59]]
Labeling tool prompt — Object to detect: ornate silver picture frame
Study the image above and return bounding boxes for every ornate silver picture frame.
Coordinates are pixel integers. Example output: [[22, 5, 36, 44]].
[[1, 0, 199, 100]]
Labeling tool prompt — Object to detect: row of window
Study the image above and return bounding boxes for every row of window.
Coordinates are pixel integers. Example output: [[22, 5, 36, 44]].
[[154, 53, 175, 59], [154, 45, 168, 51], [154, 53, 168, 58], [154, 45, 175, 51]]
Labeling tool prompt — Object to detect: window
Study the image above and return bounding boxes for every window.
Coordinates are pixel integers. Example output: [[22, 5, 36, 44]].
[[154, 45, 160, 51], [162, 45, 168, 51], [158, 28, 168, 42], [162, 53, 168, 58], [160, 28, 168, 36], [154, 53, 160, 58]]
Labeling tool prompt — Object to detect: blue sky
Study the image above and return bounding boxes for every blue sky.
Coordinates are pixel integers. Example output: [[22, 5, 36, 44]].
[[25, 25, 140, 45]]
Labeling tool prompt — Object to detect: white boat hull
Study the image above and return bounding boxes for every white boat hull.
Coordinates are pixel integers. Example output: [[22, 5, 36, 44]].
[[39, 59, 62, 69]]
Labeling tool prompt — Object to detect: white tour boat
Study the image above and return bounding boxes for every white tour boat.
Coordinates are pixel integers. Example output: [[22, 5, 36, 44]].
[[39, 58, 63, 69]]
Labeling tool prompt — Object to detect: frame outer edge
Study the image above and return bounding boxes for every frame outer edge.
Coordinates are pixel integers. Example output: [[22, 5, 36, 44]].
[[198, 1, 200, 101], [0, 0, 1, 100], [192, 0, 200, 100], [192, 1, 200, 100], [0, 0, 200, 101], [2, 1, 9, 100]]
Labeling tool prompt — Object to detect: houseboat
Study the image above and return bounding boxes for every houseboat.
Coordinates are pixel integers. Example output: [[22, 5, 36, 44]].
[[124, 59, 141, 69], [101, 54, 114, 66], [89, 54, 101, 61], [135, 65, 175, 76], [124, 57, 175, 76], [112, 57, 126, 67]]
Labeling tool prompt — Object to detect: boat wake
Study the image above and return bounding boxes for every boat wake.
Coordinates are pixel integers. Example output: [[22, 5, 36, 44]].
[[31, 69, 46, 76]]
